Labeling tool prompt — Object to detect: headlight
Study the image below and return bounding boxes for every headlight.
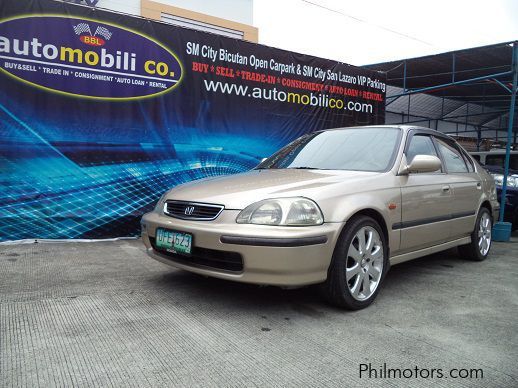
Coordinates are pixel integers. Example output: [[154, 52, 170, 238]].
[[491, 173, 518, 188], [154, 192, 169, 211], [236, 198, 324, 226]]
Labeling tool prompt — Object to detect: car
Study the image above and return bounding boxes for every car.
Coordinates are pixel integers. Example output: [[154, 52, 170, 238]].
[[468, 150, 518, 229], [480, 165, 518, 229], [141, 125, 499, 310], [470, 150, 518, 169]]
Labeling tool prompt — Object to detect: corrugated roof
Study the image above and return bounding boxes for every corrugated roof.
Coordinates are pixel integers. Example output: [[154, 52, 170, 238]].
[[365, 41, 517, 137]]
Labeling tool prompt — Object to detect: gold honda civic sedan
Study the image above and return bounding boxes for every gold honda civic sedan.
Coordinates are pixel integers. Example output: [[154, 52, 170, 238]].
[[141, 125, 498, 309]]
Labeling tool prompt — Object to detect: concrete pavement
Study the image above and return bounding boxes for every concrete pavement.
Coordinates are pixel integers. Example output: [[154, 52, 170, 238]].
[[1, 235, 517, 387]]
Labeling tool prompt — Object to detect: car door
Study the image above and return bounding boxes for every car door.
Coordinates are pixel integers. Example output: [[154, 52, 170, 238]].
[[434, 138, 481, 239], [398, 133, 453, 253]]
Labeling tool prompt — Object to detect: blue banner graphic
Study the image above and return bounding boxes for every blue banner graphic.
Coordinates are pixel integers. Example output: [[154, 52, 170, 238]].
[[0, 0, 385, 241]]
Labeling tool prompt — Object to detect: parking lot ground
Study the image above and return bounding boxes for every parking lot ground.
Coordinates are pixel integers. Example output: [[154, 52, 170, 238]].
[[1, 233, 517, 388]]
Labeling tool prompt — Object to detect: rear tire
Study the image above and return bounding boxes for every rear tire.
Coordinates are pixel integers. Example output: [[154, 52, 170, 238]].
[[321, 216, 388, 310], [458, 207, 492, 261]]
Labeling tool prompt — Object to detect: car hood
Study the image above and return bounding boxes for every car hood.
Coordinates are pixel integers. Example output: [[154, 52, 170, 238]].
[[165, 168, 380, 209]]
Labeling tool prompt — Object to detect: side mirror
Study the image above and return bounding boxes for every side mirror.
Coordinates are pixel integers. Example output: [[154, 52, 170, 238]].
[[401, 155, 442, 174]]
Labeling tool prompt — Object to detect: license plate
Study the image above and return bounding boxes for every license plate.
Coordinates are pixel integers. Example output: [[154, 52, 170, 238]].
[[155, 228, 192, 255]]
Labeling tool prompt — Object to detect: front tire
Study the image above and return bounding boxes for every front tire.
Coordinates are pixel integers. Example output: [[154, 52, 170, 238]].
[[322, 216, 388, 310], [458, 207, 492, 261]]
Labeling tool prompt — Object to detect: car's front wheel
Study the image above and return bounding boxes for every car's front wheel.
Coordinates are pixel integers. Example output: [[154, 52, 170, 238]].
[[458, 207, 492, 261], [322, 215, 388, 310]]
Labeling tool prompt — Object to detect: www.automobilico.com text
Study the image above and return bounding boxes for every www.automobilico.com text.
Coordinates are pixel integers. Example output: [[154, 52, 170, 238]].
[[186, 41, 385, 114]]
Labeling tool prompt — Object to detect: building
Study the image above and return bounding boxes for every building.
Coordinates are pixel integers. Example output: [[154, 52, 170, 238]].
[[62, 0, 258, 42]]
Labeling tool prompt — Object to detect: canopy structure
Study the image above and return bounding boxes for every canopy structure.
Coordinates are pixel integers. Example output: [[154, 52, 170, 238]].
[[365, 41, 517, 151], [366, 41, 518, 233]]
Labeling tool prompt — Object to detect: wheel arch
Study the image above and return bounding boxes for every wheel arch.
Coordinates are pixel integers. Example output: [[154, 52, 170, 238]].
[[341, 208, 391, 258], [322, 208, 392, 308], [480, 200, 492, 213], [480, 200, 495, 224]]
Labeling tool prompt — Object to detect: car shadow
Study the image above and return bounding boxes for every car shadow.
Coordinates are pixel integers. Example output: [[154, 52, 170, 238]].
[[146, 247, 469, 316], [153, 269, 321, 306], [380, 247, 469, 290]]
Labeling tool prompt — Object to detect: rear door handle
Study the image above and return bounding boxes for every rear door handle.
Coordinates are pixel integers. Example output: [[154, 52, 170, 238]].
[[442, 185, 450, 192], [476, 182, 482, 189]]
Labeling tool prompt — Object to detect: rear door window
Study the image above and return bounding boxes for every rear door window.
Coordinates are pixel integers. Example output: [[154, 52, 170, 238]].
[[435, 139, 469, 173]]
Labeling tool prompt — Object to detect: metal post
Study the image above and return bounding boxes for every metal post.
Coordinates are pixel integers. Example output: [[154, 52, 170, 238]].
[[497, 116, 502, 141], [407, 94, 411, 122], [498, 42, 518, 223], [465, 103, 469, 132], [403, 60, 407, 92], [452, 52, 456, 83]]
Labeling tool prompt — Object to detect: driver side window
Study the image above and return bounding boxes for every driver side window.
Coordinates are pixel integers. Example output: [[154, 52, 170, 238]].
[[406, 135, 441, 172]]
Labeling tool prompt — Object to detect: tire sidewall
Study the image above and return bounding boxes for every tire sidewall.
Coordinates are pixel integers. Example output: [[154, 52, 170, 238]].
[[329, 216, 389, 309], [473, 207, 492, 261]]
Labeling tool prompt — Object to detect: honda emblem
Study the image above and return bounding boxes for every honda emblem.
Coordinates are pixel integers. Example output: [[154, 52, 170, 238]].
[[184, 206, 195, 216]]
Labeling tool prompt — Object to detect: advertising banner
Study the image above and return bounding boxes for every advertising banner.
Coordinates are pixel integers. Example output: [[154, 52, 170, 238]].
[[0, 0, 385, 241]]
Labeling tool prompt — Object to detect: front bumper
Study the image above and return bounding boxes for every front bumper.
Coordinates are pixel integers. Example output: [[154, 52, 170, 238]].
[[141, 210, 344, 286]]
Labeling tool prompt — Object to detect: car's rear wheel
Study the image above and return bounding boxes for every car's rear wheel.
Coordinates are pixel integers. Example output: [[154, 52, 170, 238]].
[[458, 207, 492, 261], [322, 215, 388, 310]]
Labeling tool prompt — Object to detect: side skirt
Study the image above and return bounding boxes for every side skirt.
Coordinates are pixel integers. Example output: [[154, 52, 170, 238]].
[[389, 237, 471, 265]]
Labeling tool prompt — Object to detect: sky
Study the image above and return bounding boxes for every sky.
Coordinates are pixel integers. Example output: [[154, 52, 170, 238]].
[[253, 0, 518, 65]]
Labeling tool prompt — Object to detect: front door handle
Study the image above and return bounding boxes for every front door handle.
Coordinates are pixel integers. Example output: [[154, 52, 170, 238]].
[[442, 185, 450, 192]]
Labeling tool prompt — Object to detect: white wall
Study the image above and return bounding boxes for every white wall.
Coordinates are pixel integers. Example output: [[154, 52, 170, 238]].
[[95, 0, 141, 16], [154, 0, 252, 25], [93, 0, 253, 25]]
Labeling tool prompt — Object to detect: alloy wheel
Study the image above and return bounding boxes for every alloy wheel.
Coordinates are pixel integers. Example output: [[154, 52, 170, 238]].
[[478, 212, 491, 256], [346, 226, 384, 301]]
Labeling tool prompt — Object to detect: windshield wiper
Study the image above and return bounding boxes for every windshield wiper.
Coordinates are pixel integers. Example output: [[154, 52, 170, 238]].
[[287, 166, 319, 170]]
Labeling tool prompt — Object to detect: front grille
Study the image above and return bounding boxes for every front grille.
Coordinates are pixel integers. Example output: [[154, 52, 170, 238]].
[[149, 237, 243, 272], [164, 200, 224, 220]]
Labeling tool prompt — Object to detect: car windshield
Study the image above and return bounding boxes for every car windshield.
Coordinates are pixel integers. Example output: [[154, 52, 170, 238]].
[[257, 127, 401, 172]]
